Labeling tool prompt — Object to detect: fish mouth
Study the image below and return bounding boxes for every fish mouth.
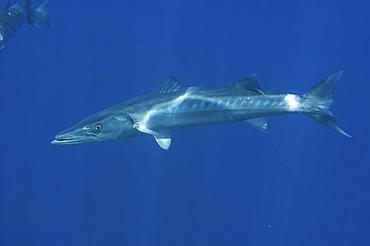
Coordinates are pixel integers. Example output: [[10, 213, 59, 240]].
[[51, 134, 98, 145], [51, 138, 83, 145]]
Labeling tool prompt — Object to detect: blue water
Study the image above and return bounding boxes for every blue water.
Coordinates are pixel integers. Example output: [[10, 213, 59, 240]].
[[1, 0, 369, 245]]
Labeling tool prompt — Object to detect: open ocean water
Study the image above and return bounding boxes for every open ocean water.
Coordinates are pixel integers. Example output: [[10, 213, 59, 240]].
[[1, 0, 370, 245]]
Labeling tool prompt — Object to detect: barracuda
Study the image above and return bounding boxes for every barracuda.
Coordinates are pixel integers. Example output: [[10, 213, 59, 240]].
[[51, 71, 351, 150], [0, 0, 51, 52]]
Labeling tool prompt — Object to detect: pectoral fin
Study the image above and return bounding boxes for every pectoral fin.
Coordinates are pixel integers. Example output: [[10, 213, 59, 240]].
[[153, 134, 172, 150], [133, 124, 172, 150]]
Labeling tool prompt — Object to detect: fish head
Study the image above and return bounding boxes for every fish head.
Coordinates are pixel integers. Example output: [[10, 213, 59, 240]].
[[51, 111, 137, 145]]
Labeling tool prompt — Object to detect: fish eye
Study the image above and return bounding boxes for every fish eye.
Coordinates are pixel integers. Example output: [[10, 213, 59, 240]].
[[94, 124, 102, 131]]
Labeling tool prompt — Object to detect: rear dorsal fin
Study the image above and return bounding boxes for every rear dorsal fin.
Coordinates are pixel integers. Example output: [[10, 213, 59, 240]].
[[235, 74, 265, 95], [235, 74, 261, 90], [159, 76, 182, 93]]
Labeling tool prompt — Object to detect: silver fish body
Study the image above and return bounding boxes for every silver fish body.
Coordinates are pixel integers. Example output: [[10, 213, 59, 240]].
[[52, 71, 350, 150]]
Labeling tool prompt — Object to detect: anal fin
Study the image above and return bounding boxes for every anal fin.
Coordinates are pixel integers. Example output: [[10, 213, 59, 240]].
[[245, 118, 268, 132]]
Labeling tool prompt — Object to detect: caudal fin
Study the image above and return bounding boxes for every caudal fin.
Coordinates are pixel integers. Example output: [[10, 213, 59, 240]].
[[303, 71, 351, 138], [27, 0, 52, 28], [35, 0, 51, 27]]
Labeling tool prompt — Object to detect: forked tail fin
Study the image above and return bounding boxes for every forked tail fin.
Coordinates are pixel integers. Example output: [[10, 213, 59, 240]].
[[302, 71, 351, 138], [27, 0, 52, 28], [34, 0, 52, 27]]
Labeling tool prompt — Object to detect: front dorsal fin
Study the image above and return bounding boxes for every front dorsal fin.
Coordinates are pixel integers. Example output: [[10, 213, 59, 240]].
[[159, 76, 182, 93]]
